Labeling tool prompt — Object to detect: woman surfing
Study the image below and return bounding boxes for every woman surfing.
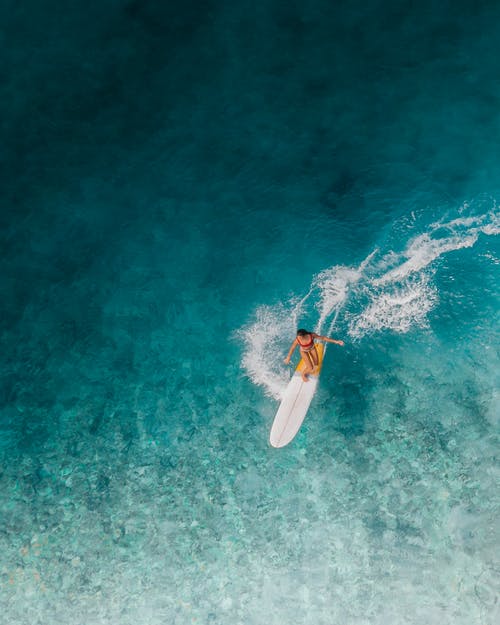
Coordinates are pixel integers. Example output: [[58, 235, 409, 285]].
[[284, 329, 344, 382]]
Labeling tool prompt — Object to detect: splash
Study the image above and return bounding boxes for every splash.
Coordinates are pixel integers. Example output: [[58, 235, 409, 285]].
[[350, 274, 439, 337], [373, 211, 499, 286], [240, 204, 499, 396], [238, 262, 364, 399], [237, 303, 298, 399], [313, 262, 368, 333], [350, 207, 500, 337]]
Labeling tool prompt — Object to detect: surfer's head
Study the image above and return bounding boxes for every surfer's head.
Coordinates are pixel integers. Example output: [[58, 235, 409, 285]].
[[297, 329, 310, 337]]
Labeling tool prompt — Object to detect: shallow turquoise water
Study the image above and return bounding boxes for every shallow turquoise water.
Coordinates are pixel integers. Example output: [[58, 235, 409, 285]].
[[1, 1, 499, 624]]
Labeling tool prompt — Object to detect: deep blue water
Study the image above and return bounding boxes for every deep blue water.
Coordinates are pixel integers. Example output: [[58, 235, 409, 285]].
[[1, 2, 499, 624]]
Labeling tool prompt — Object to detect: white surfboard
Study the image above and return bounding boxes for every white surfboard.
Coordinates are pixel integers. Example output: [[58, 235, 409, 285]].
[[270, 342, 325, 448]]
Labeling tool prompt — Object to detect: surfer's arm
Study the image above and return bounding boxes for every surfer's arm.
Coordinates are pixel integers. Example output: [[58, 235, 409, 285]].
[[284, 339, 298, 364], [314, 333, 344, 346]]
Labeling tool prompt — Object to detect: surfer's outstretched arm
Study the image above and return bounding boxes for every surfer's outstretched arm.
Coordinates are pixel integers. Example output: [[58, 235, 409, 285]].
[[313, 333, 344, 346], [284, 339, 298, 364]]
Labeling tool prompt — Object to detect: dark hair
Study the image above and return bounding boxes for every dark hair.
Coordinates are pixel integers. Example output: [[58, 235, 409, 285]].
[[297, 329, 310, 336]]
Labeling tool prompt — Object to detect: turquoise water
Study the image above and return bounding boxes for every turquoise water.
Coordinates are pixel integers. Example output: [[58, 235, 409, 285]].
[[1, 1, 499, 623]]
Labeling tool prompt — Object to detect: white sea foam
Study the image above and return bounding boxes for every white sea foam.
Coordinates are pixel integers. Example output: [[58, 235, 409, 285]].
[[313, 265, 363, 333], [348, 208, 500, 338], [237, 303, 296, 399], [373, 230, 478, 286], [238, 265, 359, 397], [350, 275, 438, 337], [374, 209, 500, 286], [240, 204, 500, 388]]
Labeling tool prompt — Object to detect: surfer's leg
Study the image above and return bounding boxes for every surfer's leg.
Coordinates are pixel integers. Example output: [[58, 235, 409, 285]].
[[301, 350, 314, 382], [310, 346, 319, 368]]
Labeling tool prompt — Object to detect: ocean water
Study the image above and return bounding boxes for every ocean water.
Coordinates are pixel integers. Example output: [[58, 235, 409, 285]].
[[1, 1, 499, 624]]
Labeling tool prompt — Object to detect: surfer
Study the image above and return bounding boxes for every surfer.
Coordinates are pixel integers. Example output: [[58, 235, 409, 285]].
[[284, 329, 344, 382]]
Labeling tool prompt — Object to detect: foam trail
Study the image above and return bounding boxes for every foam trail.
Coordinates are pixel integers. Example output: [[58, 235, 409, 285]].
[[351, 208, 499, 337], [326, 308, 342, 338], [239, 257, 365, 396], [238, 262, 362, 397], [240, 204, 500, 393], [314, 266, 361, 333], [350, 275, 439, 337], [374, 211, 500, 286], [315, 252, 377, 339], [373, 231, 477, 285], [237, 301, 302, 399], [291, 286, 315, 331]]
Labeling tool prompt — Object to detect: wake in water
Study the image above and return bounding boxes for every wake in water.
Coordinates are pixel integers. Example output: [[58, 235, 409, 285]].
[[238, 204, 499, 398]]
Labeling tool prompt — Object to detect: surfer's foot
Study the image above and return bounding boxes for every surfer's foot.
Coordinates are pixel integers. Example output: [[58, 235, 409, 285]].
[[301, 373, 310, 382]]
